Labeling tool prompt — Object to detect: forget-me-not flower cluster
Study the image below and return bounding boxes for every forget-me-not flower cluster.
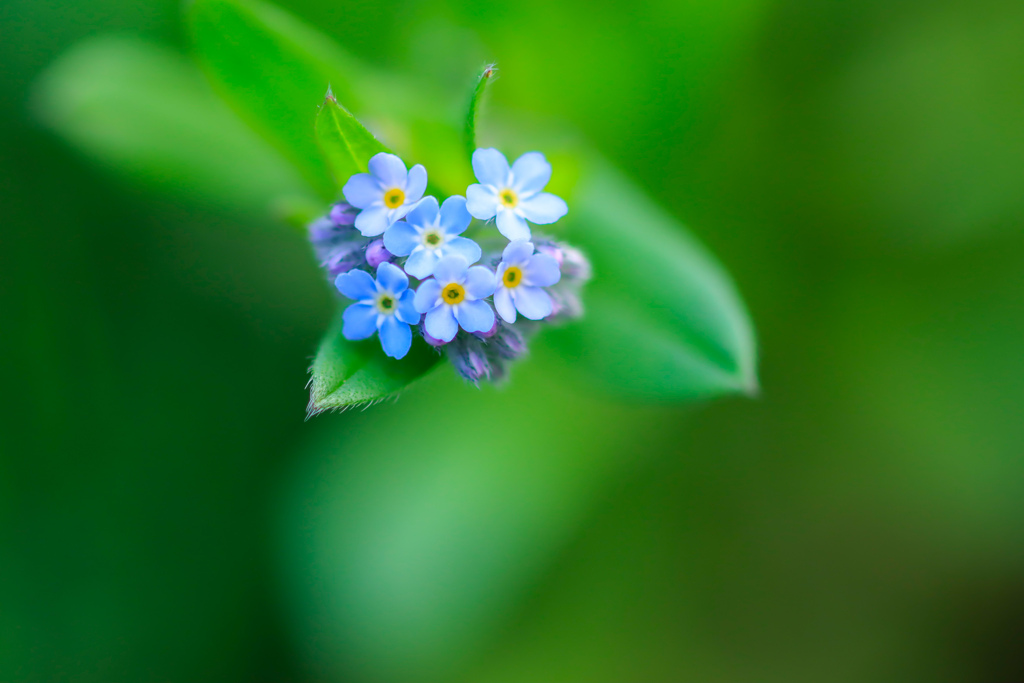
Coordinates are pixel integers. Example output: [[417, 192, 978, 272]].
[[307, 149, 590, 383]]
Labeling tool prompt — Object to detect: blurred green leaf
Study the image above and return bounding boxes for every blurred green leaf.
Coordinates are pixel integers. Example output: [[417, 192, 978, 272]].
[[463, 63, 497, 163], [284, 364, 678, 682], [31, 36, 316, 214], [44, 0, 756, 405], [307, 313, 440, 414], [187, 0, 375, 200], [545, 159, 759, 400], [315, 89, 388, 190]]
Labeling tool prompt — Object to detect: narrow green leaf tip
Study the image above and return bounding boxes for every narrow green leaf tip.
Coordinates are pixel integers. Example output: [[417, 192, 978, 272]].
[[464, 63, 497, 163], [315, 87, 389, 191]]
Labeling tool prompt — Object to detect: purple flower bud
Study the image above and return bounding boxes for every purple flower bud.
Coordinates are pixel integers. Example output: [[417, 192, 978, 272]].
[[446, 334, 492, 383], [309, 212, 368, 279], [490, 324, 528, 360], [365, 239, 393, 268], [329, 202, 357, 226], [420, 325, 447, 347], [475, 319, 499, 339], [537, 243, 564, 268], [308, 216, 338, 243]]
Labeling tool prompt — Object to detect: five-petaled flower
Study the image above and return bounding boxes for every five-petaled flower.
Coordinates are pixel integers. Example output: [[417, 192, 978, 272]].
[[493, 240, 561, 323], [383, 196, 481, 279], [466, 148, 568, 241], [413, 255, 496, 342], [335, 262, 420, 359], [343, 152, 427, 237]]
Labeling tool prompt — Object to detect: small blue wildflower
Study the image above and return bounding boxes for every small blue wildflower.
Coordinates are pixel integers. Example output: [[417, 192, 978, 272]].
[[383, 196, 481, 279], [465, 148, 568, 241], [413, 255, 496, 342], [493, 240, 561, 323], [343, 152, 427, 237], [335, 262, 419, 359]]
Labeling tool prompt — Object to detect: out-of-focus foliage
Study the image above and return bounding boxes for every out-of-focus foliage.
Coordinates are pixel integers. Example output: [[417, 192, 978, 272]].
[[4, 0, 1024, 681], [179, 0, 759, 405], [32, 36, 314, 215]]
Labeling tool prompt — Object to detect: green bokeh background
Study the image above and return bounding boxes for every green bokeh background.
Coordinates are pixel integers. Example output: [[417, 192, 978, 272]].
[[3, 0, 1024, 681]]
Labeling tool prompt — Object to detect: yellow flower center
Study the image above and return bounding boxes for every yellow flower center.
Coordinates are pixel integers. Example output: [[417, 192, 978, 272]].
[[376, 293, 396, 314], [442, 282, 465, 305], [502, 266, 523, 288], [384, 188, 405, 209], [499, 188, 518, 208], [423, 229, 442, 247]]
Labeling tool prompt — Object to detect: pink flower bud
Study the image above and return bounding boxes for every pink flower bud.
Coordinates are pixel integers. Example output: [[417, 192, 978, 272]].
[[366, 239, 393, 268], [421, 327, 448, 347], [537, 244, 564, 268], [476, 319, 499, 339]]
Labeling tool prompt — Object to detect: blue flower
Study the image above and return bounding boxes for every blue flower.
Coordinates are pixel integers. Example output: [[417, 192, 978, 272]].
[[383, 196, 481, 279], [465, 149, 568, 241], [335, 262, 419, 359], [413, 255, 496, 342], [493, 240, 561, 323], [342, 152, 427, 237]]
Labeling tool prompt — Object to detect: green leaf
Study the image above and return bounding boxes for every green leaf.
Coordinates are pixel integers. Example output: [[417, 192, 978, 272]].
[[463, 63, 497, 162], [307, 313, 441, 414], [284, 364, 682, 682], [31, 36, 316, 215], [187, 0, 377, 200], [542, 158, 759, 400], [315, 89, 388, 190], [189, 0, 757, 403]]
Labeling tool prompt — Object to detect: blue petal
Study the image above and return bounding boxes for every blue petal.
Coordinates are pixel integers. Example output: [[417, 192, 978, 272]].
[[518, 192, 568, 225], [493, 286, 516, 324], [335, 269, 377, 301], [368, 152, 407, 187], [425, 305, 458, 342], [464, 265, 496, 300], [390, 200, 419, 223], [379, 316, 412, 359], [342, 173, 381, 209], [513, 285, 553, 320], [439, 195, 471, 235], [455, 299, 495, 333], [511, 152, 552, 195], [404, 195, 439, 229], [523, 252, 561, 287], [403, 248, 437, 280], [396, 289, 420, 325], [432, 254, 469, 284], [406, 164, 428, 201], [355, 206, 391, 236], [471, 148, 510, 186], [442, 237, 481, 266], [465, 184, 498, 220], [342, 303, 378, 340], [382, 220, 420, 256], [502, 239, 534, 265], [413, 279, 442, 313], [496, 210, 531, 241], [375, 261, 408, 294]]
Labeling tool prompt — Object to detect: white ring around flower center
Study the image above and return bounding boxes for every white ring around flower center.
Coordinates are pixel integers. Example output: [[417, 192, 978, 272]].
[[376, 292, 397, 315], [421, 228, 445, 250]]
